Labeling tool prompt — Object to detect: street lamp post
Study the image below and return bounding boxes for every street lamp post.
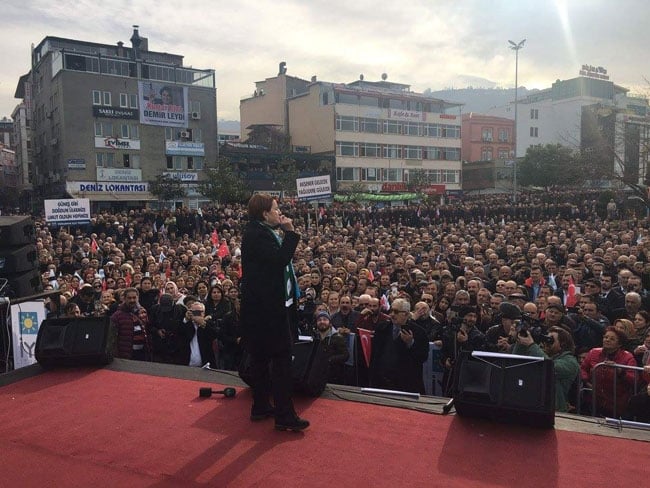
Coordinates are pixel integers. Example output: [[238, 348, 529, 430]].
[[508, 38, 526, 203]]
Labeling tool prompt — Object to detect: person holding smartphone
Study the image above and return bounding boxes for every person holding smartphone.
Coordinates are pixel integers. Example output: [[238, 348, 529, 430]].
[[369, 297, 429, 394]]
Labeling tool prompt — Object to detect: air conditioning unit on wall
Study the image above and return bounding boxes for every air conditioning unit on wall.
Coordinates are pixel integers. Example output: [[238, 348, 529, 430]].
[[191, 112, 200, 120], [180, 131, 190, 139]]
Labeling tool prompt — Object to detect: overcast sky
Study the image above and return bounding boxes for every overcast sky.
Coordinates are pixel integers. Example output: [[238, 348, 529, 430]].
[[1, 0, 648, 121]]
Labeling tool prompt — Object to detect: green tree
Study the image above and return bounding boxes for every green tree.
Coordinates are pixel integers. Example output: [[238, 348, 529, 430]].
[[149, 173, 186, 208], [198, 156, 250, 204], [274, 156, 301, 196], [518, 144, 580, 188]]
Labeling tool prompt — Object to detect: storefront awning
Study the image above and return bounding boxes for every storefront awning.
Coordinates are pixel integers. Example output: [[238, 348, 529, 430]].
[[67, 191, 158, 202]]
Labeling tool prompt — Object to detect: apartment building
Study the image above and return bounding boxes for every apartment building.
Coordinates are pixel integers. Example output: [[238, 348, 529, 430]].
[[13, 26, 217, 210]]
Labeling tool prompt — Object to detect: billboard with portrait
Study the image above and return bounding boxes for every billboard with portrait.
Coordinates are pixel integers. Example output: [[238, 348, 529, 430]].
[[138, 81, 188, 128]]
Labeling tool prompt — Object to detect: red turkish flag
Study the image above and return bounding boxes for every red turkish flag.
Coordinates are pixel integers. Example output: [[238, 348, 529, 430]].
[[211, 229, 219, 247], [357, 328, 373, 368], [91, 238, 98, 254], [566, 275, 577, 308]]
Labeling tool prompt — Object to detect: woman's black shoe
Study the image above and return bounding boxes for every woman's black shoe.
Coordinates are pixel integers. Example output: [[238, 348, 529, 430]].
[[274, 416, 310, 432], [250, 406, 275, 421]]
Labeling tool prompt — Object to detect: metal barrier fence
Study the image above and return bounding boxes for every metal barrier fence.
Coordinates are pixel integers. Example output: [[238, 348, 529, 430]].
[[578, 362, 645, 418]]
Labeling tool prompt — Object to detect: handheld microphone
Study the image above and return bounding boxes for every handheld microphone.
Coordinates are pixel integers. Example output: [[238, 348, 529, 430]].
[[199, 387, 236, 398]]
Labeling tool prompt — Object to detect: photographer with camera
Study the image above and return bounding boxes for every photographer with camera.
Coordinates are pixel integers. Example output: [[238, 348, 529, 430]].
[[512, 324, 580, 412], [441, 306, 486, 372], [485, 302, 521, 353]]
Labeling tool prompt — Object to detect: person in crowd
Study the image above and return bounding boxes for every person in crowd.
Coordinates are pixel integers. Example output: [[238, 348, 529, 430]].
[[314, 310, 349, 385], [70, 283, 97, 316], [177, 300, 218, 368], [239, 194, 309, 432], [330, 294, 360, 334], [110, 287, 151, 361], [513, 325, 580, 412], [485, 301, 520, 353], [138, 276, 159, 313], [580, 327, 637, 417], [369, 297, 429, 394], [149, 293, 182, 364], [63, 302, 81, 318]]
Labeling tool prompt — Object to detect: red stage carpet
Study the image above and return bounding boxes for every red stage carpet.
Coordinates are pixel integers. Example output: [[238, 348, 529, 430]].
[[0, 368, 647, 487]]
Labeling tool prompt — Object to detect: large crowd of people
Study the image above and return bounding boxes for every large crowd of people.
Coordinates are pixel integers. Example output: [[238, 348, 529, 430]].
[[33, 188, 650, 420]]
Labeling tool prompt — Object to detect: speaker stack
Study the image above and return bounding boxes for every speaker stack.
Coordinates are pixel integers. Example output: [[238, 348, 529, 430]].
[[451, 351, 556, 428], [0, 216, 42, 299]]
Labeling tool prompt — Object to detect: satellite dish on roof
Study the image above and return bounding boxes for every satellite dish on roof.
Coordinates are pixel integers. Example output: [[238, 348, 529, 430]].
[[381, 73, 388, 81]]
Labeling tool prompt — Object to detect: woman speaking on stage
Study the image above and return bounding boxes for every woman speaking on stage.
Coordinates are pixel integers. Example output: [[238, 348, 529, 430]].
[[240, 193, 309, 432]]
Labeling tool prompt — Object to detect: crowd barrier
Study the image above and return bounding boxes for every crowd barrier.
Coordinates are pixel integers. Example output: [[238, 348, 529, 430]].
[[577, 362, 646, 418]]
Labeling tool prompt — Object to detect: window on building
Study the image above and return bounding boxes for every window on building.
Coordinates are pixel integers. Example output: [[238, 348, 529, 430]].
[[94, 122, 103, 137], [193, 128, 202, 142], [322, 92, 329, 105], [120, 93, 128, 108], [166, 156, 174, 170], [383, 145, 402, 158], [482, 128, 493, 141], [121, 124, 129, 138], [336, 167, 358, 181], [498, 149, 509, 160], [335, 92, 357, 105], [123, 154, 130, 168], [194, 157, 204, 170], [443, 148, 460, 160], [359, 96, 379, 107], [92, 90, 101, 105], [383, 120, 401, 134], [424, 124, 440, 137], [96, 153, 104, 167], [442, 125, 461, 138], [102, 91, 111, 106], [404, 122, 421, 136], [530, 109, 539, 119], [362, 167, 380, 181], [360, 118, 380, 133], [165, 127, 174, 140], [187, 157, 194, 170], [174, 156, 182, 170], [131, 155, 140, 169], [129, 94, 138, 108], [105, 153, 114, 167], [481, 147, 493, 161], [336, 141, 358, 156], [359, 143, 380, 157], [404, 146, 422, 159], [389, 99, 406, 109], [498, 128, 509, 142], [442, 170, 459, 183], [530, 127, 539, 137], [336, 115, 358, 131], [130, 125, 139, 140], [423, 147, 439, 160], [385, 168, 402, 182], [190, 100, 201, 113]]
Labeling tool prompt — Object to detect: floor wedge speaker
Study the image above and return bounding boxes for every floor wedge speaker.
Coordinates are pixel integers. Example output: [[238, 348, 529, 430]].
[[452, 351, 556, 428], [0, 216, 36, 247], [35, 316, 114, 367]]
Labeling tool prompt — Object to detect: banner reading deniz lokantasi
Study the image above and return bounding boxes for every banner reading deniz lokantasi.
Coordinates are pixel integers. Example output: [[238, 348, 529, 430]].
[[138, 81, 188, 128]]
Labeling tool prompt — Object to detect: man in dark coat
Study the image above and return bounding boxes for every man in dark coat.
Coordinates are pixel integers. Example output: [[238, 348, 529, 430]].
[[240, 194, 309, 432], [369, 297, 429, 394], [176, 301, 218, 367]]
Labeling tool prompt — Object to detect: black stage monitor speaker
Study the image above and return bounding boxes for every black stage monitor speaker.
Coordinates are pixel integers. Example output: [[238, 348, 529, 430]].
[[1, 269, 43, 298], [451, 351, 555, 428], [0, 244, 39, 274], [0, 216, 36, 247], [35, 316, 114, 367]]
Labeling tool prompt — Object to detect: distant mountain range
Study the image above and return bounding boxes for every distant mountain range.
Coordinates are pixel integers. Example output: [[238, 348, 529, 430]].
[[218, 87, 539, 130], [426, 87, 537, 115]]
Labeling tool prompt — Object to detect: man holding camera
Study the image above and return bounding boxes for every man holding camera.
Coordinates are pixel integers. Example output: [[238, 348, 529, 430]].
[[512, 325, 580, 412], [177, 301, 218, 367]]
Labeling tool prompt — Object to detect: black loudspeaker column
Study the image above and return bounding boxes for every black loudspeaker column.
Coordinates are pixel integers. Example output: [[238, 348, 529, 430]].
[[35, 316, 114, 367], [0, 216, 42, 298], [451, 351, 556, 428]]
